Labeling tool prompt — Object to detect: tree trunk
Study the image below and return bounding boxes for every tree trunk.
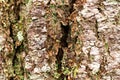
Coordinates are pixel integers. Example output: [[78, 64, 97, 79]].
[[0, 0, 120, 80]]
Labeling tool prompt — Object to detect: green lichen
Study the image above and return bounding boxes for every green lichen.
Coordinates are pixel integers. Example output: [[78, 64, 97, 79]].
[[105, 42, 109, 52], [13, 53, 24, 80], [17, 31, 24, 42], [53, 72, 61, 79], [63, 67, 71, 75], [73, 67, 78, 78], [25, 0, 29, 4]]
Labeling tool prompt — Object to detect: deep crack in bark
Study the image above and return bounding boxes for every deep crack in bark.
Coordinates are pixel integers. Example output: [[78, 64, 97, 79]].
[[56, 23, 70, 80], [69, 0, 76, 13], [60, 23, 70, 47], [55, 0, 76, 79], [95, 19, 100, 39], [8, 1, 24, 79], [56, 48, 63, 73]]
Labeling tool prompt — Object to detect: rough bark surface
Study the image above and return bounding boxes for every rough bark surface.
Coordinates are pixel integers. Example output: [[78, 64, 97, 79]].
[[0, 0, 120, 80], [0, 0, 28, 80]]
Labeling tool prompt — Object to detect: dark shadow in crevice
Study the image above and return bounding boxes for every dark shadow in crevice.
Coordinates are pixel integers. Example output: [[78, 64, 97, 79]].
[[8, 1, 24, 79], [95, 19, 100, 39], [69, 0, 76, 13], [13, 0, 21, 21], [56, 48, 64, 73], [60, 23, 70, 47], [58, 74, 68, 80], [9, 77, 14, 80], [56, 23, 70, 80]]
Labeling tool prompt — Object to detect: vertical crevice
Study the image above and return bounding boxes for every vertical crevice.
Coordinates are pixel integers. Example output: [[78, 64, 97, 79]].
[[55, 0, 75, 79], [56, 23, 70, 80], [56, 48, 64, 73], [54, 0, 77, 79], [60, 23, 70, 47], [69, 0, 76, 13], [8, 1, 25, 79], [95, 19, 100, 39], [13, 0, 21, 21]]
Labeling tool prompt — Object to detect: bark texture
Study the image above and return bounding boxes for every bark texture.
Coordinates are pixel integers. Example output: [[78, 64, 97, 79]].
[[0, 0, 28, 79], [0, 0, 120, 80]]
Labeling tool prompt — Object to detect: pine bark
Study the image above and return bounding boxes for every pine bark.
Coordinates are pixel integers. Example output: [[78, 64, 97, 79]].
[[0, 0, 120, 80]]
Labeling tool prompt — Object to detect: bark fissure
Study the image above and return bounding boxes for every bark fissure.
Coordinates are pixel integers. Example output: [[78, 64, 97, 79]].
[[56, 48, 63, 73], [56, 23, 70, 80], [60, 23, 70, 47], [95, 19, 100, 39], [7, 1, 25, 79], [69, 0, 76, 13], [1, 0, 120, 80], [54, 0, 78, 79]]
